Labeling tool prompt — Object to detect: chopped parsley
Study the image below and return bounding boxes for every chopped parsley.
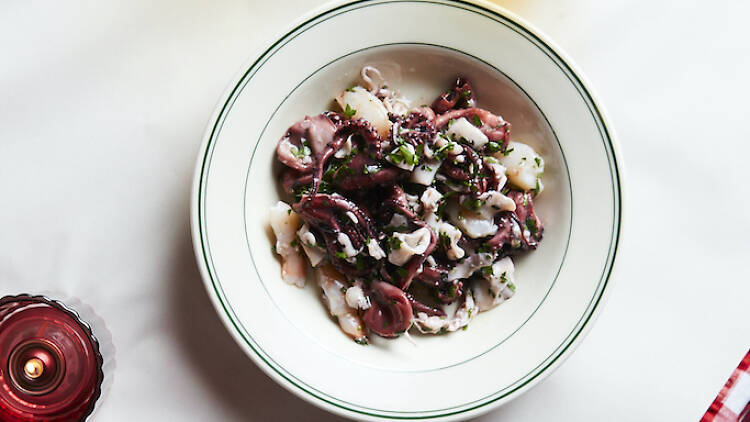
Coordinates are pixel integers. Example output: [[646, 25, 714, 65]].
[[472, 115, 482, 127], [485, 141, 502, 153], [522, 193, 529, 207], [507, 282, 516, 292], [399, 145, 418, 165], [438, 232, 451, 249], [534, 157, 542, 167], [389, 144, 418, 166], [344, 103, 357, 119], [334, 251, 348, 259], [289, 239, 298, 247], [460, 197, 484, 211], [481, 265, 494, 276], [460, 90, 472, 98], [290, 144, 311, 158], [363, 164, 380, 175], [525, 217, 539, 236], [476, 243, 492, 253], [502, 147, 514, 156], [388, 236, 403, 250], [532, 178, 542, 195]]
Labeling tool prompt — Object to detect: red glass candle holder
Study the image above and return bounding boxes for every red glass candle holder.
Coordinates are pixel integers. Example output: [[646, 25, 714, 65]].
[[0, 295, 104, 421]]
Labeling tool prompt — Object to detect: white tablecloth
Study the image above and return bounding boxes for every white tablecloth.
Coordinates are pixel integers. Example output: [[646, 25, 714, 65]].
[[2, 1, 749, 420]]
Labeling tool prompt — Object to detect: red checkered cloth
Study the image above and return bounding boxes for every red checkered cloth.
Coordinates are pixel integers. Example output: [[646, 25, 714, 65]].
[[702, 350, 750, 422]]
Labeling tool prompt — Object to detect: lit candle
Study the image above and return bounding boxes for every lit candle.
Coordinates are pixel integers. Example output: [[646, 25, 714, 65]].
[[0, 295, 103, 421], [24, 358, 44, 379]]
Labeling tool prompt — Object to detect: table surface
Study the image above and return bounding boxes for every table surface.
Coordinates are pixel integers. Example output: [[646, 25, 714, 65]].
[[2, 0, 749, 420]]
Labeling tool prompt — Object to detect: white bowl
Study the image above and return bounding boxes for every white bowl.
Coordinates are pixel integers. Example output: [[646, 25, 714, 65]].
[[191, 1, 623, 420]]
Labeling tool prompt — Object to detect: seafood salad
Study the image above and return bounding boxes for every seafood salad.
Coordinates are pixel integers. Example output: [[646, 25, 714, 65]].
[[269, 66, 545, 344]]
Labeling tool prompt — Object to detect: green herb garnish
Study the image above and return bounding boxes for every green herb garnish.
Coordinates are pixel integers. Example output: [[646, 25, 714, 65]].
[[290, 145, 310, 158], [472, 115, 482, 127], [415, 143, 424, 157], [399, 145, 417, 166], [476, 243, 492, 253], [461, 198, 483, 211], [485, 141, 502, 153], [525, 217, 538, 236], [438, 232, 451, 249], [344, 103, 357, 119], [532, 178, 541, 195]]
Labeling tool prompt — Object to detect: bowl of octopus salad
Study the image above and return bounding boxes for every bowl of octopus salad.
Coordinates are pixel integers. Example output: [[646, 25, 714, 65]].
[[270, 66, 546, 344]]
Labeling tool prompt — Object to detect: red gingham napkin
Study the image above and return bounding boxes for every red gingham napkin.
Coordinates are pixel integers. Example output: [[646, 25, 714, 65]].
[[702, 350, 750, 422]]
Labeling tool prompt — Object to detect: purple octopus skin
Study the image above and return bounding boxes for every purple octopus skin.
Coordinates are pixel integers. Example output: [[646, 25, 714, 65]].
[[280, 168, 312, 194], [336, 117, 386, 159], [486, 191, 543, 251], [331, 151, 404, 191], [414, 266, 464, 304], [441, 145, 491, 197], [382, 187, 437, 290], [432, 77, 476, 114], [321, 118, 402, 192], [386, 185, 418, 219], [507, 190, 544, 249], [435, 107, 511, 147], [409, 106, 437, 122], [390, 110, 438, 148], [363, 281, 414, 337], [293, 193, 381, 276], [486, 212, 523, 251], [405, 291, 446, 317], [276, 113, 337, 172]]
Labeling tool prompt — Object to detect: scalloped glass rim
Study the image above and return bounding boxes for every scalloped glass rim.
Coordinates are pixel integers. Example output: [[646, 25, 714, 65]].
[[190, 1, 622, 421]]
